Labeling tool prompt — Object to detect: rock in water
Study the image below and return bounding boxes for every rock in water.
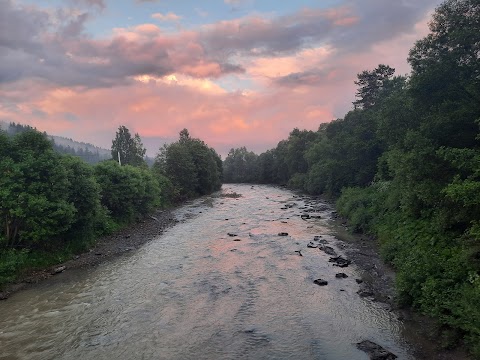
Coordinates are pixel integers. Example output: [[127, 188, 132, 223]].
[[356, 340, 397, 359], [313, 279, 328, 286], [318, 245, 337, 256], [329, 256, 351, 268]]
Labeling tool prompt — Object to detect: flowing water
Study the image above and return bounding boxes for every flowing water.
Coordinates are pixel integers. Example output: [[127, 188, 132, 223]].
[[0, 184, 415, 359]]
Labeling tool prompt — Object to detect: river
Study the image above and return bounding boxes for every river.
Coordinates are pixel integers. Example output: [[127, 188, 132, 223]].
[[0, 184, 415, 359]]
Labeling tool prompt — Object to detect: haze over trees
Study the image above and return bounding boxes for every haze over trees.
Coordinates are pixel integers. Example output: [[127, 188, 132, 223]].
[[223, 0, 480, 355]]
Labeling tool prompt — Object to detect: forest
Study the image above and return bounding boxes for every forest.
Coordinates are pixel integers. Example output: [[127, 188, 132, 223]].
[[223, 0, 480, 355], [0, 126, 222, 287]]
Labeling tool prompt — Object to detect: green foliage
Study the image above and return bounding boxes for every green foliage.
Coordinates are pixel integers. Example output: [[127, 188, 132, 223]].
[[94, 160, 161, 222], [353, 64, 395, 109], [0, 249, 29, 286], [153, 129, 222, 201], [223, 147, 259, 183], [111, 125, 147, 167], [60, 155, 105, 245], [0, 130, 76, 248]]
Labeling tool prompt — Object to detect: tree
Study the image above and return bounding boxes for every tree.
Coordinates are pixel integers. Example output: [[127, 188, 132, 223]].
[[408, 0, 480, 148], [94, 160, 160, 222], [153, 129, 222, 201], [111, 126, 146, 167], [60, 155, 104, 244], [353, 64, 395, 109], [0, 130, 75, 248]]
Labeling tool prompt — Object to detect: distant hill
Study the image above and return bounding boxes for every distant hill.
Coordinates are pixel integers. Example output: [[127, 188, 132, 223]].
[[0, 120, 156, 165], [1, 121, 111, 164], [48, 134, 111, 158]]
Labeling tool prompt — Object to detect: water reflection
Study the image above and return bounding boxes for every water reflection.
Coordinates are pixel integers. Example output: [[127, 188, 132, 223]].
[[0, 184, 413, 359]]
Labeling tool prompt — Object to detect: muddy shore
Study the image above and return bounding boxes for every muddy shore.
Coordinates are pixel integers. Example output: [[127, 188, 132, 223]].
[[0, 207, 179, 299]]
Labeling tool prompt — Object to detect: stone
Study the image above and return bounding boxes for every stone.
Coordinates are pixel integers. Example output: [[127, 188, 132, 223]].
[[356, 340, 397, 360], [278, 232, 289, 236], [357, 285, 374, 298], [227, 233, 237, 237], [52, 266, 66, 275], [318, 245, 337, 256], [329, 256, 351, 268], [307, 242, 318, 248], [335, 273, 348, 278], [314, 279, 328, 286]]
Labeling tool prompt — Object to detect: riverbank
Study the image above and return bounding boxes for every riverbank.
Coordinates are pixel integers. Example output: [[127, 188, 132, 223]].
[[0, 207, 178, 300], [330, 215, 472, 360]]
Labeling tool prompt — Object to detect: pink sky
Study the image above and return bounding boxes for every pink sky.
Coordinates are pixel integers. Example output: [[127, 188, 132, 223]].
[[0, 0, 442, 157]]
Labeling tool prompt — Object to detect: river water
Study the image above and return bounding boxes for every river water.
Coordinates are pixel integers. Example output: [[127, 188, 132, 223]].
[[0, 184, 415, 359]]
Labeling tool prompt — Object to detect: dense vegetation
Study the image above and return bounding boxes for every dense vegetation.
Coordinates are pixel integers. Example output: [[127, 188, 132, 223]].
[[0, 126, 221, 288], [223, 0, 480, 355]]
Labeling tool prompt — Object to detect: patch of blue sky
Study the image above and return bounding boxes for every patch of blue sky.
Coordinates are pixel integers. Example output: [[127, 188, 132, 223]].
[[19, 0, 346, 38]]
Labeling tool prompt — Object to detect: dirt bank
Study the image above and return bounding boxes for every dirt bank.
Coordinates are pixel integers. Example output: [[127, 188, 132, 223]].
[[0, 207, 178, 299]]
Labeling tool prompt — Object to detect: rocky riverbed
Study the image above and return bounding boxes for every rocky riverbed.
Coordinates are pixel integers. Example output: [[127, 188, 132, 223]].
[[0, 186, 473, 359]]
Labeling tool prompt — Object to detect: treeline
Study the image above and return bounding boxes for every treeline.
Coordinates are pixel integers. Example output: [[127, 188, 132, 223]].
[[224, 0, 480, 355], [0, 127, 221, 286], [6, 122, 111, 164]]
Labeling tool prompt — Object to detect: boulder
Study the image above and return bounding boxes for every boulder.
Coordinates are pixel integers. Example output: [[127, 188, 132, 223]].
[[314, 279, 328, 286], [318, 245, 337, 256], [329, 256, 351, 268], [357, 286, 374, 298], [52, 266, 66, 275], [356, 340, 397, 360]]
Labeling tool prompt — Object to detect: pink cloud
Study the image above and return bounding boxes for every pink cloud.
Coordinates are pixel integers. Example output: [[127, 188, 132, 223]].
[[0, 0, 442, 157], [151, 12, 182, 22]]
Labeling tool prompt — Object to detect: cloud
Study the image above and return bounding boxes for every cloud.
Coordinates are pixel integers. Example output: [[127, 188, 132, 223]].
[[74, 0, 106, 10], [151, 12, 182, 22], [0, 1, 243, 88], [0, 0, 444, 156], [0, 0, 440, 90]]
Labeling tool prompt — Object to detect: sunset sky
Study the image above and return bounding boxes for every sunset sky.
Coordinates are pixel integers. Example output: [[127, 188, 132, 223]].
[[1, 0, 444, 157]]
